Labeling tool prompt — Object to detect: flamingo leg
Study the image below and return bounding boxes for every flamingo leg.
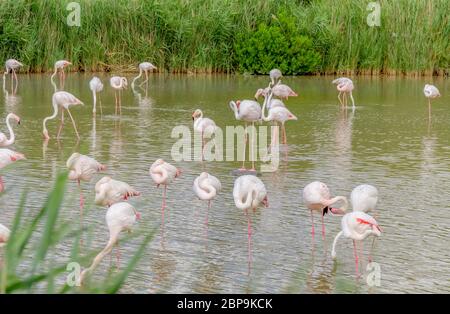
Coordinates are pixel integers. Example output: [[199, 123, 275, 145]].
[[162, 184, 167, 211], [240, 122, 247, 170], [99, 94, 103, 116], [321, 213, 325, 240], [13, 69, 18, 90], [56, 110, 65, 139], [119, 90, 122, 115], [310, 210, 315, 239], [338, 91, 342, 106], [353, 240, 359, 277], [250, 121, 256, 171], [66, 108, 80, 139], [205, 200, 210, 226], [246, 209, 252, 273], [115, 91, 118, 115], [428, 99, 431, 122], [282, 123, 287, 145]]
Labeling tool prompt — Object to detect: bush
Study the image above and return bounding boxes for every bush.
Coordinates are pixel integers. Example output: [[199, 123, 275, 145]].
[[234, 13, 321, 75]]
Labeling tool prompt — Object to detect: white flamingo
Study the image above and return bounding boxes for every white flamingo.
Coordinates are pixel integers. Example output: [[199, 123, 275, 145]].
[[150, 159, 181, 213], [67, 153, 106, 215], [51, 60, 71, 87], [302, 181, 348, 239], [3, 59, 23, 89], [332, 77, 354, 109], [423, 84, 440, 119], [42, 91, 84, 140], [0, 113, 21, 147], [110, 76, 128, 115], [229, 99, 262, 171], [131, 62, 157, 88], [351, 184, 378, 213], [80, 202, 141, 284], [94, 176, 140, 207], [192, 109, 217, 160], [0, 148, 25, 192], [193, 172, 221, 225], [331, 211, 381, 276], [89, 76, 104, 116]]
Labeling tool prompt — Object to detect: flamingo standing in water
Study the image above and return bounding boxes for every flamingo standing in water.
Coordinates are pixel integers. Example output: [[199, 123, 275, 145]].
[[51, 60, 72, 87], [131, 62, 157, 88], [332, 77, 355, 109], [331, 211, 381, 276], [89, 76, 104, 116], [80, 202, 141, 284], [3, 59, 23, 90], [42, 91, 84, 140], [0, 223, 10, 247], [0, 148, 25, 192], [95, 176, 141, 207], [110, 76, 128, 115], [229, 99, 262, 171], [193, 172, 221, 225], [233, 175, 268, 270], [150, 159, 181, 214], [0, 113, 21, 147], [302, 181, 348, 240], [192, 109, 217, 160], [423, 84, 440, 119], [271, 83, 298, 100], [67, 153, 106, 217]]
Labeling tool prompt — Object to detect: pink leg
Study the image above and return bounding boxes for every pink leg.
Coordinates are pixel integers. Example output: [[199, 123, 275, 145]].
[[353, 240, 359, 277], [240, 123, 248, 170], [310, 210, 315, 239], [205, 200, 210, 226], [246, 209, 253, 273], [162, 185, 167, 210], [321, 213, 325, 240]]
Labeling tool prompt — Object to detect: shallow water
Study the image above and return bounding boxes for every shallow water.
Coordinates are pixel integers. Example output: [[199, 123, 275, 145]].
[[1, 74, 449, 293]]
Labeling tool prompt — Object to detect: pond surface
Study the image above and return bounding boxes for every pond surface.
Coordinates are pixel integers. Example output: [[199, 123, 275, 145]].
[[1, 73, 449, 293]]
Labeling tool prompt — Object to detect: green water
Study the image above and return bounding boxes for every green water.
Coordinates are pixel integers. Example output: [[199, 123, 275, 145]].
[[1, 74, 449, 293]]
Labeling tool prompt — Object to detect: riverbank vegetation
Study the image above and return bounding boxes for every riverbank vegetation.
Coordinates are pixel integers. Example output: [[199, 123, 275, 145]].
[[0, 0, 448, 75]]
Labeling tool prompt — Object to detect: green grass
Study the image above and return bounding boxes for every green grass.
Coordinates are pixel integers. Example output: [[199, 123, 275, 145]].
[[0, 172, 153, 294], [0, 0, 448, 75]]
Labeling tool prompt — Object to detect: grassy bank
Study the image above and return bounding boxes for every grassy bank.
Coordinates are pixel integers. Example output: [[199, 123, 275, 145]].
[[0, 0, 448, 75]]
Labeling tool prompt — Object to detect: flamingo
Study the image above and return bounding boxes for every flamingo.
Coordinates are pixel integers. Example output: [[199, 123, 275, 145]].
[[233, 175, 268, 269], [192, 109, 217, 160], [89, 76, 104, 116], [0, 223, 10, 247], [332, 77, 355, 109], [0, 113, 21, 147], [193, 172, 221, 225], [302, 181, 348, 240], [80, 202, 141, 284], [150, 159, 181, 213], [331, 211, 381, 276], [3, 59, 23, 89], [51, 60, 71, 87], [423, 84, 440, 119], [131, 62, 157, 88], [95, 176, 141, 207], [0, 148, 25, 192], [269, 68, 282, 87], [351, 184, 378, 213], [110, 76, 128, 115], [42, 91, 84, 140], [229, 99, 262, 171], [271, 83, 298, 100], [67, 153, 106, 216]]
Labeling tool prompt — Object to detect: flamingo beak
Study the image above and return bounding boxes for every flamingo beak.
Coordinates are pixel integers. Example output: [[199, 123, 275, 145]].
[[330, 207, 346, 215], [17, 119, 21, 125], [136, 212, 141, 221], [322, 206, 329, 216], [262, 196, 269, 207]]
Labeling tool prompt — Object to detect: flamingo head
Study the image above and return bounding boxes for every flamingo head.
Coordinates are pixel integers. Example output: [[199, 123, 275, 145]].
[[262, 195, 269, 208], [10, 113, 21, 125], [192, 109, 202, 121], [254, 88, 265, 100], [329, 207, 346, 215], [43, 129, 50, 140], [236, 100, 241, 109], [63, 61, 72, 68], [121, 77, 128, 88]]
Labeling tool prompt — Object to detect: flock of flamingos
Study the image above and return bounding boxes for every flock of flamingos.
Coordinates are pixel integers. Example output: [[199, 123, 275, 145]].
[[0, 58, 443, 285]]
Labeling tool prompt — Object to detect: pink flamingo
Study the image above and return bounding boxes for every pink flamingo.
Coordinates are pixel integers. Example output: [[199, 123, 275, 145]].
[[131, 62, 157, 88], [302, 181, 348, 240], [80, 202, 141, 284], [331, 211, 381, 277], [3, 59, 23, 90], [110, 76, 128, 115], [192, 109, 217, 160], [0, 113, 21, 147], [233, 175, 268, 271], [42, 91, 84, 140], [150, 159, 181, 214], [0, 148, 26, 192], [333, 77, 355, 109], [272, 83, 298, 100], [0, 223, 10, 247], [193, 172, 221, 225], [94, 176, 140, 207], [423, 84, 440, 119], [67, 153, 106, 217], [89, 76, 104, 116], [229, 100, 262, 171], [51, 60, 71, 87]]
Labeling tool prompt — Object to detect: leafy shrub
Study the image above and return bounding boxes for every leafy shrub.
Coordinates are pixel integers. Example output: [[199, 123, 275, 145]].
[[234, 13, 321, 75]]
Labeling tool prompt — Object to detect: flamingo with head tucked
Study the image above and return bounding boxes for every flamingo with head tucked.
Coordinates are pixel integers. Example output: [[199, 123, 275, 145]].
[[193, 172, 221, 225], [95, 176, 141, 207], [0, 148, 25, 192], [42, 91, 84, 140], [67, 153, 106, 216], [423, 84, 440, 119], [331, 211, 381, 276], [80, 202, 141, 284], [51, 60, 71, 87], [150, 159, 181, 214], [0, 113, 20, 147], [192, 109, 217, 160], [229, 99, 262, 171], [110, 76, 128, 115], [302, 181, 348, 240], [351, 184, 378, 213], [89, 76, 104, 116], [131, 62, 157, 88], [3, 59, 23, 90], [333, 77, 354, 109]]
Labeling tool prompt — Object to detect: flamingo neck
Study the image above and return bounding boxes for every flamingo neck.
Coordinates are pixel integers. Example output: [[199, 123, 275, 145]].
[[92, 90, 97, 113], [43, 100, 59, 138], [152, 165, 168, 184], [261, 90, 273, 121], [50, 65, 58, 80], [131, 68, 143, 87], [229, 101, 240, 120], [5, 114, 15, 145], [235, 189, 253, 211], [198, 176, 216, 200]]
